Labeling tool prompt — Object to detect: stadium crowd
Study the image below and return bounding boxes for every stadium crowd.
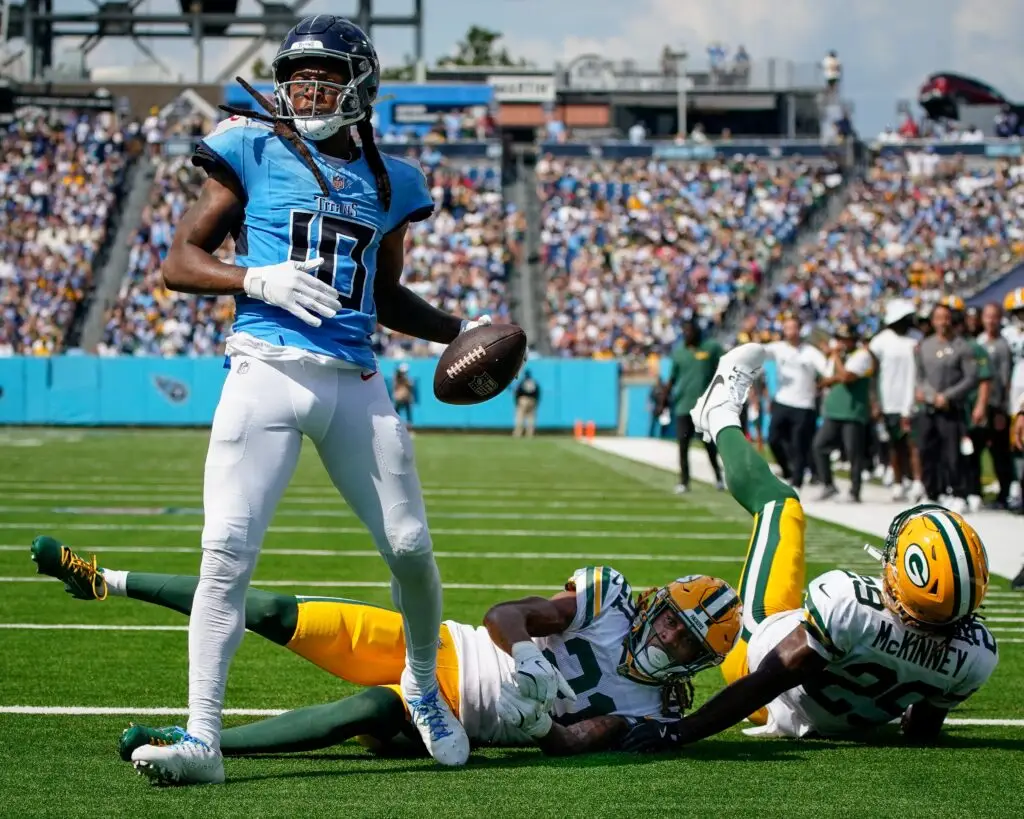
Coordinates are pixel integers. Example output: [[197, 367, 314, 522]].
[[537, 155, 841, 361], [752, 152, 1024, 339], [0, 111, 131, 356]]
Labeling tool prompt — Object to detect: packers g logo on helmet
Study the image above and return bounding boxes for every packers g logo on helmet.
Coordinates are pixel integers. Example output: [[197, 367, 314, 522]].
[[620, 575, 741, 685], [882, 504, 989, 629]]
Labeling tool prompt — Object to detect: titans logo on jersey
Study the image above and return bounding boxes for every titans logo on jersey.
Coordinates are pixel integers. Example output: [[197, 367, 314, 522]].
[[192, 116, 435, 369]]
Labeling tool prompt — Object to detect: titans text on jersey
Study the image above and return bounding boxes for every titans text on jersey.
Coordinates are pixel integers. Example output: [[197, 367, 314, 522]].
[[193, 115, 435, 369]]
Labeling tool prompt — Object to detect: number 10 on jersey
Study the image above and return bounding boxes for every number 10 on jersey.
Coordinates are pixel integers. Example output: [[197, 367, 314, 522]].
[[289, 210, 376, 313]]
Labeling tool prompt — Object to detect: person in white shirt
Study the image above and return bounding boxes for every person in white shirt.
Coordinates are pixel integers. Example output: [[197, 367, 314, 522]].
[[868, 300, 921, 500], [764, 317, 827, 489], [822, 50, 841, 92]]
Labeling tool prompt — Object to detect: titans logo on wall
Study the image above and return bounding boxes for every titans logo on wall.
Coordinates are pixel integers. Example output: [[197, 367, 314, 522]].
[[153, 375, 189, 404]]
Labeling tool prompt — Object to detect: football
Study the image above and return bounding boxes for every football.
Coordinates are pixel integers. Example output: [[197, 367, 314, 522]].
[[434, 324, 528, 405]]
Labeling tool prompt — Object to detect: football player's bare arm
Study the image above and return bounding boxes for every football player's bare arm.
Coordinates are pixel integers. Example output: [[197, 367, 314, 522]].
[[162, 169, 247, 295], [901, 700, 949, 743], [483, 591, 578, 654], [534, 714, 629, 757], [675, 624, 826, 745], [373, 223, 464, 344]]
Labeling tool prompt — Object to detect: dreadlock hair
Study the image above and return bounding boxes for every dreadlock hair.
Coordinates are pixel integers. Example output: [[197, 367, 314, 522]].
[[218, 77, 331, 198], [661, 677, 695, 717], [355, 107, 391, 212]]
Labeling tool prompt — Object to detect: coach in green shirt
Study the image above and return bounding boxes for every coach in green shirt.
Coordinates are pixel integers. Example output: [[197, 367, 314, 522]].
[[661, 320, 725, 493], [813, 323, 874, 503]]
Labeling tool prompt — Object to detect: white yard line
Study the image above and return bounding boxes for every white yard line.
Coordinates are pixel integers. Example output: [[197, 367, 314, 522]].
[[0, 506, 733, 525], [0, 544, 745, 562], [0, 522, 743, 540]]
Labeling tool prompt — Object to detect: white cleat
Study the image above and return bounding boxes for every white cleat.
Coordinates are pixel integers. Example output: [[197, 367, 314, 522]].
[[131, 734, 225, 786], [909, 480, 926, 503], [403, 682, 470, 767], [690, 343, 767, 443], [674, 484, 689, 495]]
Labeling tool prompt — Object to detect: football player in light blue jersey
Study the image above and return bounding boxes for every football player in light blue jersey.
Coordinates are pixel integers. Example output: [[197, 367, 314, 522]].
[[129, 15, 483, 784]]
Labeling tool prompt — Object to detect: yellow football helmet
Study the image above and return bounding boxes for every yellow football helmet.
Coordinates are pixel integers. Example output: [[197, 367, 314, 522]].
[[1004, 287, 1024, 314], [939, 295, 965, 312], [882, 504, 989, 629], [620, 575, 741, 685]]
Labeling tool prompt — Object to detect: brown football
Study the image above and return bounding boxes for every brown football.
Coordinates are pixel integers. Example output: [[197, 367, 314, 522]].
[[434, 324, 528, 405]]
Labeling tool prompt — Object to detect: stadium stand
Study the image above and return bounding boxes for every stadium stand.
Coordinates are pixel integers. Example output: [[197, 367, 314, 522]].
[[755, 151, 1024, 336], [0, 112, 131, 356], [537, 155, 841, 361]]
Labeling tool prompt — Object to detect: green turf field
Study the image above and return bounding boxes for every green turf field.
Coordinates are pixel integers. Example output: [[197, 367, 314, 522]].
[[1, 430, 1021, 818]]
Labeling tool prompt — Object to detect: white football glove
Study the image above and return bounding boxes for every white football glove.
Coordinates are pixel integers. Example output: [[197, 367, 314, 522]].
[[459, 314, 492, 334], [511, 641, 577, 709], [497, 681, 553, 738], [243, 257, 341, 328]]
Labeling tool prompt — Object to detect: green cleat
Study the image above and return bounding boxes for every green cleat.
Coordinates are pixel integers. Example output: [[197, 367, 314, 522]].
[[30, 536, 108, 601], [119, 724, 187, 762]]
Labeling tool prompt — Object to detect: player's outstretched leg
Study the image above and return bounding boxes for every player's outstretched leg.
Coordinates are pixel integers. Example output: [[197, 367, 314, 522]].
[[121, 688, 408, 761], [690, 344, 808, 701], [30, 537, 298, 646]]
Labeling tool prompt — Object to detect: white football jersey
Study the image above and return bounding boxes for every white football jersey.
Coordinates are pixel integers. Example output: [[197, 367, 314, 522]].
[[746, 569, 998, 738], [445, 566, 664, 745]]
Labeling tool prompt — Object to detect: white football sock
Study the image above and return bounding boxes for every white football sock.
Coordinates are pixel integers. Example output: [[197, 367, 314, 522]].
[[708, 407, 742, 444], [186, 547, 257, 750], [388, 551, 443, 698], [100, 569, 128, 596]]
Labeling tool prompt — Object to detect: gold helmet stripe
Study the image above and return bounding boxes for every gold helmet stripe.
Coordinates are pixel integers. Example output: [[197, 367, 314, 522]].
[[925, 511, 973, 620], [701, 583, 740, 621]]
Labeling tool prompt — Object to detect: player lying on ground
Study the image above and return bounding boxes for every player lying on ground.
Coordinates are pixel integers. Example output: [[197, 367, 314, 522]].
[[622, 343, 998, 752], [31, 536, 741, 759]]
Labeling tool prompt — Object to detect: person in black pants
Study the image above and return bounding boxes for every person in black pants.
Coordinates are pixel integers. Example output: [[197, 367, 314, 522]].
[[763, 318, 827, 489]]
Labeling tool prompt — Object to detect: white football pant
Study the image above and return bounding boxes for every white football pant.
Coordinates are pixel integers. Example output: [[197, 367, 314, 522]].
[[187, 355, 441, 748]]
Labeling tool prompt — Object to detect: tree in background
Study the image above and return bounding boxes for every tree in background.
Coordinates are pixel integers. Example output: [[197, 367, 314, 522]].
[[251, 57, 273, 80], [381, 25, 532, 79]]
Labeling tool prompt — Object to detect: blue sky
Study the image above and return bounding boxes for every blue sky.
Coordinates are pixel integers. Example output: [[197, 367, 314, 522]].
[[27, 0, 1024, 136]]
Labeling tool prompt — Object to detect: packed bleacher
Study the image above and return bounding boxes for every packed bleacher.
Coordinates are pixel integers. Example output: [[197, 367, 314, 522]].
[[753, 152, 1024, 337], [537, 156, 842, 361], [0, 111, 131, 356]]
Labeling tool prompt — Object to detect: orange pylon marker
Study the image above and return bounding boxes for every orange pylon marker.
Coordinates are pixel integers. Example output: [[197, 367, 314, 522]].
[[573, 420, 584, 439], [584, 420, 596, 440]]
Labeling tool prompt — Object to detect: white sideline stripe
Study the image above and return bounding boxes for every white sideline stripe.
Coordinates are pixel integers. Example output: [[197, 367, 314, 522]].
[[0, 522, 742, 540], [0, 506, 728, 525], [1, 706, 1022, 725], [0, 545, 745, 563], [0, 577, 562, 591]]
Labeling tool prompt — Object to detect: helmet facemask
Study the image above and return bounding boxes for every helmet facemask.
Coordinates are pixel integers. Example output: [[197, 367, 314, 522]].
[[619, 585, 729, 685], [273, 53, 375, 140]]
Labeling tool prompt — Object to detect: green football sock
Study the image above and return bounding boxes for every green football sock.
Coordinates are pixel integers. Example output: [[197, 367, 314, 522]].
[[125, 573, 298, 646], [715, 426, 797, 517], [220, 687, 408, 755]]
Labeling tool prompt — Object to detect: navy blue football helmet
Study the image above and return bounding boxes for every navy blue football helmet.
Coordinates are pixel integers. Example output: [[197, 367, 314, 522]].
[[271, 15, 380, 140]]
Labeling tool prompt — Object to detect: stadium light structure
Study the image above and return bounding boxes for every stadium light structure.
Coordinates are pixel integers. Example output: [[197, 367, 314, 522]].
[[2, 0, 425, 82]]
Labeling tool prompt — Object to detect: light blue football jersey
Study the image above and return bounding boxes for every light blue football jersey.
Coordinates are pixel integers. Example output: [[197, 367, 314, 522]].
[[193, 116, 435, 369]]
